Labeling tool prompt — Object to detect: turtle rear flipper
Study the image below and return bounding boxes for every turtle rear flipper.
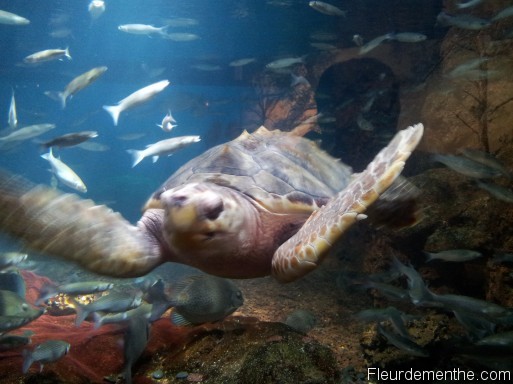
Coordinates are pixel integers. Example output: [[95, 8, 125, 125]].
[[0, 171, 162, 277], [271, 123, 424, 283]]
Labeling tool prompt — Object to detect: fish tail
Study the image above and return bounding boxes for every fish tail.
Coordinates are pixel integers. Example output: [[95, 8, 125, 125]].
[[74, 301, 89, 326], [22, 349, 34, 374], [423, 251, 434, 262], [64, 46, 72, 60], [58, 92, 67, 109], [126, 149, 146, 168], [103, 105, 122, 126], [92, 312, 103, 329]]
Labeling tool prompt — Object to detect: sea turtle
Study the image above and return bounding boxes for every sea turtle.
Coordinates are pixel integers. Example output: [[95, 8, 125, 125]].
[[0, 123, 423, 283]]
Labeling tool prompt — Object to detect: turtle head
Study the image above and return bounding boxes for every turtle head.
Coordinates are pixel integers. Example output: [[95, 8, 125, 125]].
[[159, 182, 256, 271]]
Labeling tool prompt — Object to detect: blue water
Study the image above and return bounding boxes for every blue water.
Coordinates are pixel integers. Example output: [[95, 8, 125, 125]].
[[0, 0, 440, 221]]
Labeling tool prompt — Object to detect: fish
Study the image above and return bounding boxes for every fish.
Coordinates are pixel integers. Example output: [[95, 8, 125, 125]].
[[453, 310, 496, 339], [162, 17, 198, 27], [103, 79, 170, 126], [8, 89, 17, 129], [123, 316, 150, 384], [229, 58, 256, 67], [88, 0, 105, 19], [118, 24, 168, 37], [356, 114, 375, 131], [476, 330, 513, 347], [41, 148, 87, 193], [290, 74, 310, 87], [156, 110, 177, 132], [169, 275, 243, 326], [93, 303, 153, 329], [40, 131, 98, 149], [0, 252, 27, 271], [388, 32, 427, 43], [22, 340, 70, 374], [460, 148, 511, 178], [391, 258, 431, 305], [429, 291, 511, 318], [359, 34, 391, 55], [265, 57, 304, 69], [433, 154, 503, 178], [23, 47, 71, 64], [74, 290, 142, 326], [476, 181, 513, 203], [308, 1, 346, 17], [127, 135, 201, 167], [354, 307, 410, 338], [284, 309, 317, 333], [36, 280, 114, 306], [492, 5, 513, 22], [447, 58, 489, 78], [0, 123, 56, 142], [424, 249, 482, 262], [0, 271, 27, 298], [0, 290, 40, 316], [0, 314, 43, 333], [436, 11, 491, 30], [352, 34, 364, 46], [490, 252, 513, 265], [0, 330, 33, 350], [0, 10, 30, 25], [377, 324, 429, 357], [163, 32, 200, 42], [76, 141, 110, 152], [457, 0, 483, 9], [46, 66, 107, 109]]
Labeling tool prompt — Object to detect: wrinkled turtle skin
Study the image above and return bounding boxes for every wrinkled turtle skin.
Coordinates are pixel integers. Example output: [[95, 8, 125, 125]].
[[0, 124, 423, 283]]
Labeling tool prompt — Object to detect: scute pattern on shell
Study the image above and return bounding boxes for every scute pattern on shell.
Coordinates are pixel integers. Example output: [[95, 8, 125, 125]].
[[147, 127, 354, 214]]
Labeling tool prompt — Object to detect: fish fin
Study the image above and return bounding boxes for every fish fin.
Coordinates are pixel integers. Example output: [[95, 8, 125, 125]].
[[152, 156, 159, 163], [22, 349, 34, 374], [58, 92, 67, 109], [126, 149, 145, 168], [92, 312, 103, 329], [103, 105, 121, 126], [171, 311, 193, 326], [73, 300, 89, 326], [156, 124, 163, 128]]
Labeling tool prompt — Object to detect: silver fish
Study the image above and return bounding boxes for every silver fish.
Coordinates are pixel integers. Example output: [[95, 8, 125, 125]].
[[229, 58, 256, 67], [93, 302, 152, 328], [492, 5, 513, 22], [447, 58, 489, 78], [308, 1, 346, 17], [377, 324, 429, 357], [433, 154, 503, 178], [391, 258, 431, 305], [103, 79, 170, 126], [163, 32, 200, 41], [118, 24, 168, 36], [355, 306, 410, 338], [424, 249, 482, 262], [0, 123, 56, 142], [266, 57, 304, 69], [476, 330, 513, 346], [388, 32, 427, 43], [47, 66, 107, 109], [40, 131, 98, 149], [123, 316, 150, 384], [127, 135, 201, 167], [437, 11, 491, 30], [476, 181, 513, 203], [460, 148, 511, 178], [8, 89, 17, 129], [88, 0, 105, 20], [156, 110, 177, 132], [429, 291, 511, 318], [0, 10, 30, 25], [41, 148, 87, 193], [169, 275, 243, 326], [22, 340, 70, 374], [74, 290, 142, 326], [23, 47, 71, 64], [359, 34, 391, 55], [36, 280, 114, 306], [457, 0, 483, 9], [0, 252, 27, 271]]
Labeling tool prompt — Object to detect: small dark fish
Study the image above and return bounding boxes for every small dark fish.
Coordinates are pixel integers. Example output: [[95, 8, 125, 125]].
[[377, 324, 429, 357], [169, 275, 243, 326], [123, 316, 150, 384], [284, 309, 317, 333], [40, 131, 98, 149], [22, 340, 70, 373], [424, 249, 482, 262]]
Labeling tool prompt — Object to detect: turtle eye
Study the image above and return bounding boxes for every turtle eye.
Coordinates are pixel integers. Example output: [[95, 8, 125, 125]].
[[204, 200, 224, 220]]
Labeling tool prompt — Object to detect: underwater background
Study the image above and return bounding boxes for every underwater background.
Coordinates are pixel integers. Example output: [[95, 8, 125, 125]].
[[1, 0, 513, 383]]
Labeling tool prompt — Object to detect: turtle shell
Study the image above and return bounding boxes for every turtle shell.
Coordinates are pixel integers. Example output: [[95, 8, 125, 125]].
[[145, 126, 353, 214]]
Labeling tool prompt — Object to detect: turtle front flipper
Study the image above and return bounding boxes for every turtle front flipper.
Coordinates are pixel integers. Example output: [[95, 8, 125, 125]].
[[0, 170, 162, 277], [271, 123, 424, 283]]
